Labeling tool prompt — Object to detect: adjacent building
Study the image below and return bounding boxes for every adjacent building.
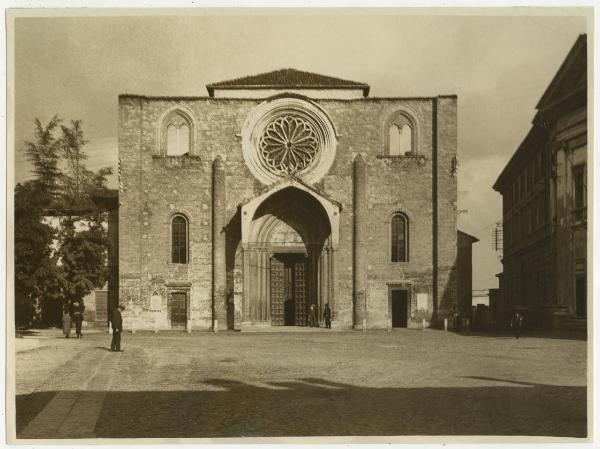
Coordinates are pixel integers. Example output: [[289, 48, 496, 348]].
[[118, 68, 461, 331], [493, 35, 587, 330]]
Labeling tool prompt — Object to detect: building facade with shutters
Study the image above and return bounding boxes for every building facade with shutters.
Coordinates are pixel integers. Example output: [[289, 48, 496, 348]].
[[493, 35, 587, 330], [118, 69, 460, 331]]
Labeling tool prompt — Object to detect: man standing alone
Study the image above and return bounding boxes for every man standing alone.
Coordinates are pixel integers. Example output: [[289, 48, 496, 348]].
[[110, 304, 125, 352], [72, 299, 85, 338], [323, 303, 332, 329]]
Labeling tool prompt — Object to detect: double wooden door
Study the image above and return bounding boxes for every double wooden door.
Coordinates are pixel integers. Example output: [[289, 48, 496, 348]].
[[270, 254, 307, 326]]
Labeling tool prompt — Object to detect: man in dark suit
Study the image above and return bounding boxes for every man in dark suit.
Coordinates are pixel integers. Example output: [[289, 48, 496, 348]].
[[110, 304, 125, 352], [72, 299, 85, 338]]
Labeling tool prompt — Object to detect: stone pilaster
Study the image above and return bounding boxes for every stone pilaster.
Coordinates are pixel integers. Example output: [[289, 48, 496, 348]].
[[353, 154, 368, 329], [212, 156, 227, 330]]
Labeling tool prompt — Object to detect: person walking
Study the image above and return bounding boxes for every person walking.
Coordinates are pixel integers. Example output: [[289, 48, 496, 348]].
[[110, 304, 125, 352], [72, 299, 85, 338], [62, 305, 72, 338], [323, 303, 332, 329], [511, 311, 524, 339]]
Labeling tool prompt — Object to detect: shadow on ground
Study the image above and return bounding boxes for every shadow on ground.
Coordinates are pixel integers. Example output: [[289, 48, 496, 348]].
[[454, 330, 587, 341], [16, 377, 587, 439]]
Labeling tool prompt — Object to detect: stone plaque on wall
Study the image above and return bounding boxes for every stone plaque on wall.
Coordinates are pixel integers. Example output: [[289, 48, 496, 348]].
[[150, 293, 162, 312], [417, 293, 428, 311]]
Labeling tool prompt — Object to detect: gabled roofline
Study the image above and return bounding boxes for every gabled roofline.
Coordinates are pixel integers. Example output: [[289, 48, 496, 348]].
[[536, 34, 586, 110], [493, 34, 587, 193], [207, 84, 370, 97], [239, 174, 343, 209], [206, 68, 371, 97], [458, 229, 480, 243]]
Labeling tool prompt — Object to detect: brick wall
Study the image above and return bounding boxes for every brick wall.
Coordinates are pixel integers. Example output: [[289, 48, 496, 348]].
[[118, 95, 457, 330]]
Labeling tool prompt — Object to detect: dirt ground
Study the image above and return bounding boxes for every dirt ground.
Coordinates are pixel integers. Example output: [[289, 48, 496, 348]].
[[13, 328, 588, 440]]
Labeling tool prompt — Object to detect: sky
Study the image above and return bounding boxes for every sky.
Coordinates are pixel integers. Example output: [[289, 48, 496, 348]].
[[11, 10, 589, 289]]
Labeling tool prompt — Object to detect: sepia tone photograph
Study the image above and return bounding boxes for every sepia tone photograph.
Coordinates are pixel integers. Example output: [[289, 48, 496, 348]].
[[6, 6, 593, 443]]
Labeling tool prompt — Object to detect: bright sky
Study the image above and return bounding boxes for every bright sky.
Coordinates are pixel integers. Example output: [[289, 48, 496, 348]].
[[12, 11, 589, 289]]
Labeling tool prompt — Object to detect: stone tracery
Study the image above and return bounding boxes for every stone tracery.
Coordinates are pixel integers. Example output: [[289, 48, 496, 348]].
[[258, 115, 319, 175]]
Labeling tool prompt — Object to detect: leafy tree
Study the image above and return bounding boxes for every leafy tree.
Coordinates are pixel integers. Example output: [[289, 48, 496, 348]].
[[57, 213, 108, 308], [14, 181, 63, 326], [15, 117, 112, 327], [24, 116, 62, 199]]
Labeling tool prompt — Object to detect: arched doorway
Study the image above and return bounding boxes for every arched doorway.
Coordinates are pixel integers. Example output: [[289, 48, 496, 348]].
[[240, 181, 340, 328]]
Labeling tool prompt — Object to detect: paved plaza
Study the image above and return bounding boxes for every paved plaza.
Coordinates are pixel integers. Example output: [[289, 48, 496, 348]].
[[14, 329, 587, 439]]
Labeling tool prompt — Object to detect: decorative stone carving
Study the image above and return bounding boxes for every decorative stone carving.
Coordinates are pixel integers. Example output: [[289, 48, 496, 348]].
[[241, 96, 338, 185], [258, 115, 319, 175]]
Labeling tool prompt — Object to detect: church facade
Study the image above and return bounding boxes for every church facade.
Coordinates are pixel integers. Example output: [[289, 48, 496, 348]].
[[118, 69, 458, 331]]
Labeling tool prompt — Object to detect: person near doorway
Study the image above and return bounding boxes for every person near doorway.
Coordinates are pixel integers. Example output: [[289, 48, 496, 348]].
[[309, 304, 318, 327], [323, 303, 332, 329], [452, 305, 459, 331], [511, 311, 524, 339], [110, 304, 125, 352], [72, 299, 85, 338], [62, 305, 72, 338]]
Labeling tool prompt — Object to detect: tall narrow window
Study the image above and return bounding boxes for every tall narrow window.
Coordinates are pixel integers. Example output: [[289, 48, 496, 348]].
[[389, 125, 401, 156], [573, 165, 586, 209], [171, 215, 188, 264], [573, 165, 586, 222], [391, 213, 409, 262]]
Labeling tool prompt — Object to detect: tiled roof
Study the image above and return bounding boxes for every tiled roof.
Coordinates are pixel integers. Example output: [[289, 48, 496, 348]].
[[206, 68, 370, 96]]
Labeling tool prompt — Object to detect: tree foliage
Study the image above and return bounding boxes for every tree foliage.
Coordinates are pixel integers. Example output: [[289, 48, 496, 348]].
[[24, 116, 62, 198], [14, 182, 63, 326], [15, 117, 112, 327]]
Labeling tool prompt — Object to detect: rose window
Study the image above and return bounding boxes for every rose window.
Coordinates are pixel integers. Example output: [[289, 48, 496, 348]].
[[258, 115, 320, 175]]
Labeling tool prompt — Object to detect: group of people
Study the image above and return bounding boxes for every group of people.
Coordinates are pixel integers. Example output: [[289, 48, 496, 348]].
[[61, 300, 125, 351], [308, 303, 332, 328], [61, 299, 85, 339]]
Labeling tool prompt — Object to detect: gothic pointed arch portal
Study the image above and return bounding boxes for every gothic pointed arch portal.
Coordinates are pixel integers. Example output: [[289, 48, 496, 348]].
[[239, 179, 340, 328]]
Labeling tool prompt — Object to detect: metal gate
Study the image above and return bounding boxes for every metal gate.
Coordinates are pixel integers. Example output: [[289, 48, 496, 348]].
[[169, 292, 187, 329]]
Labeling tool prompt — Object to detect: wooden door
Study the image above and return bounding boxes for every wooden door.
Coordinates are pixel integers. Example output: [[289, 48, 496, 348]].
[[169, 292, 187, 329], [270, 254, 308, 326], [391, 289, 408, 328], [293, 260, 307, 326], [270, 257, 285, 325]]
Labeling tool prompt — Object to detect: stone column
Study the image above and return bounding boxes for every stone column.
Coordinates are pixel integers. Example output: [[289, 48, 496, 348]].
[[308, 245, 321, 324], [353, 154, 368, 329], [327, 246, 335, 313], [320, 247, 328, 315], [212, 156, 227, 330], [242, 247, 250, 324]]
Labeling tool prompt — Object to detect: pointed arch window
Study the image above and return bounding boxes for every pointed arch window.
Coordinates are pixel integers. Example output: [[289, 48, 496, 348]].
[[391, 213, 409, 262], [383, 110, 418, 156], [160, 109, 195, 156], [171, 214, 188, 264], [389, 124, 413, 156]]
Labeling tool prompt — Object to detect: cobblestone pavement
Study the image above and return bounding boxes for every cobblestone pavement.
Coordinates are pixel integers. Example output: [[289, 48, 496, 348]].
[[14, 329, 587, 440]]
